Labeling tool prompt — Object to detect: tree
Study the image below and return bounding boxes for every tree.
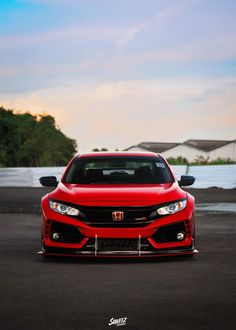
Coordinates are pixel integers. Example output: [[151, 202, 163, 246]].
[[0, 107, 77, 167]]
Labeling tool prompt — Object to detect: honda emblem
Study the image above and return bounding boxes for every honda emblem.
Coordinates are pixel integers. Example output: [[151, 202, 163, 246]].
[[112, 211, 124, 221]]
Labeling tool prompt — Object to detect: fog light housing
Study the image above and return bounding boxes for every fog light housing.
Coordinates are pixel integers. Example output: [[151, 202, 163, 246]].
[[177, 231, 185, 241], [52, 232, 60, 240]]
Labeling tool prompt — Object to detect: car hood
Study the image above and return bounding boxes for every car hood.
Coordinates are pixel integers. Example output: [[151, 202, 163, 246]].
[[49, 182, 186, 206]]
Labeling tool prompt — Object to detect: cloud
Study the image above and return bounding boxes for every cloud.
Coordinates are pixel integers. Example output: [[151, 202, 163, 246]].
[[0, 24, 124, 51], [116, 0, 206, 49], [1, 0, 235, 97], [108, 41, 236, 71], [117, 28, 143, 48], [2, 77, 235, 151]]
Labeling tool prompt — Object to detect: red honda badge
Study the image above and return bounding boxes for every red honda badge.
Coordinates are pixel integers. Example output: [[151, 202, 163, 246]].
[[112, 211, 124, 221]]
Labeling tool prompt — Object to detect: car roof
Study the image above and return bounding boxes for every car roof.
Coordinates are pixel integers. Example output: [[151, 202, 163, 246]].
[[76, 151, 159, 159]]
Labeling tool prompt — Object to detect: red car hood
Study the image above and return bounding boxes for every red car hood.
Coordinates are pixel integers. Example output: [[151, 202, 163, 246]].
[[49, 182, 186, 206]]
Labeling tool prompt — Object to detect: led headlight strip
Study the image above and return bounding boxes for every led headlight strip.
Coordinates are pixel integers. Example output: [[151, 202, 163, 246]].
[[156, 199, 187, 215], [49, 201, 80, 216]]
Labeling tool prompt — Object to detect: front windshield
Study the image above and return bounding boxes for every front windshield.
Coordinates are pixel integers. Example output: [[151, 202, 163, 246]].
[[64, 156, 174, 184]]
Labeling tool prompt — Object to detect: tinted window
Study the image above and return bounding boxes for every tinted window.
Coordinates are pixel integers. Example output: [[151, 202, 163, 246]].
[[64, 157, 174, 184]]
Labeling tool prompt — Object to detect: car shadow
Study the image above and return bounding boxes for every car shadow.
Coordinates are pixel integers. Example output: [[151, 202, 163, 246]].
[[37, 254, 196, 265]]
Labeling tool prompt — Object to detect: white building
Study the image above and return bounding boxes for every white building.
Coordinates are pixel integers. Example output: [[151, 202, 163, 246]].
[[162, 142, 207, 162], [125, 139, 236, 162], [124, 142, 180, 154], [209, 140, 236, 161]]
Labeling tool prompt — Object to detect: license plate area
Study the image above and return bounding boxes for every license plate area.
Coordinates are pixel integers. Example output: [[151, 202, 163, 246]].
[[98, 239, 138, 251]]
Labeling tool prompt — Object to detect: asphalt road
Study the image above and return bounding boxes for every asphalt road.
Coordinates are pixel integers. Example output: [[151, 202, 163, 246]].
[[0, 189, 236, 330]]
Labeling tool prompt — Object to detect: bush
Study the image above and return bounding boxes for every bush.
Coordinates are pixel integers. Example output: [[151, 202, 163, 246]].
[[167, 155, 235, 165]]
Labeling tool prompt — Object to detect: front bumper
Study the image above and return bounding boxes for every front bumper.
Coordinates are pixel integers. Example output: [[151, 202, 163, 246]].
[[40, 217, 197, 258], [39, 237, 198, 258]]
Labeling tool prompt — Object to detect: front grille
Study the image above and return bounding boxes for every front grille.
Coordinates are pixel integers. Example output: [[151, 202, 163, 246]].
[[78, 205, 159, 227]]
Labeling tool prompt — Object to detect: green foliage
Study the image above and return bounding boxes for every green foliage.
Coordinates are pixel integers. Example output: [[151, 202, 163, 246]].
[[0, 107, 77, 167], [191, 155, 209, 165], [191, 156, 236, 165], [207, 158, 235, 165], [91, 148, 108, 152], [167, 155, 236, 165], [166, 156, 189, 165]]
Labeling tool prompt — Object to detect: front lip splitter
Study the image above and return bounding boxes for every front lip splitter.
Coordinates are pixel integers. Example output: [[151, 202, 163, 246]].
[[38, 234, 198, 258]]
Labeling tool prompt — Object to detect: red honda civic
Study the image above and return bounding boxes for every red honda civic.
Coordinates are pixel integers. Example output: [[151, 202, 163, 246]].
[[39, 152, 197, 258]]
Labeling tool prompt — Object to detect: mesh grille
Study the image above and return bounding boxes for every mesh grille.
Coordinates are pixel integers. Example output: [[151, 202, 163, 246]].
[[79, 205, 158, 227]]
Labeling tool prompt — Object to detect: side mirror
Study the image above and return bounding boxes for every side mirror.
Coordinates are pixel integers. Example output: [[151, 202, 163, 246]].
[[39, 176, 58, 187], [178, 175, 195, 187]]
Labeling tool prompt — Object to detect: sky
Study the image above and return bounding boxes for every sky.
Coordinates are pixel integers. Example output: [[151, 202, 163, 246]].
[[0, 0, 236, 152]]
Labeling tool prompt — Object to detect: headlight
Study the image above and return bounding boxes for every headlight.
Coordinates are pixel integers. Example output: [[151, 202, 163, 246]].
[[156, 199, 187, 215], [49, 201, 80, 216]]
